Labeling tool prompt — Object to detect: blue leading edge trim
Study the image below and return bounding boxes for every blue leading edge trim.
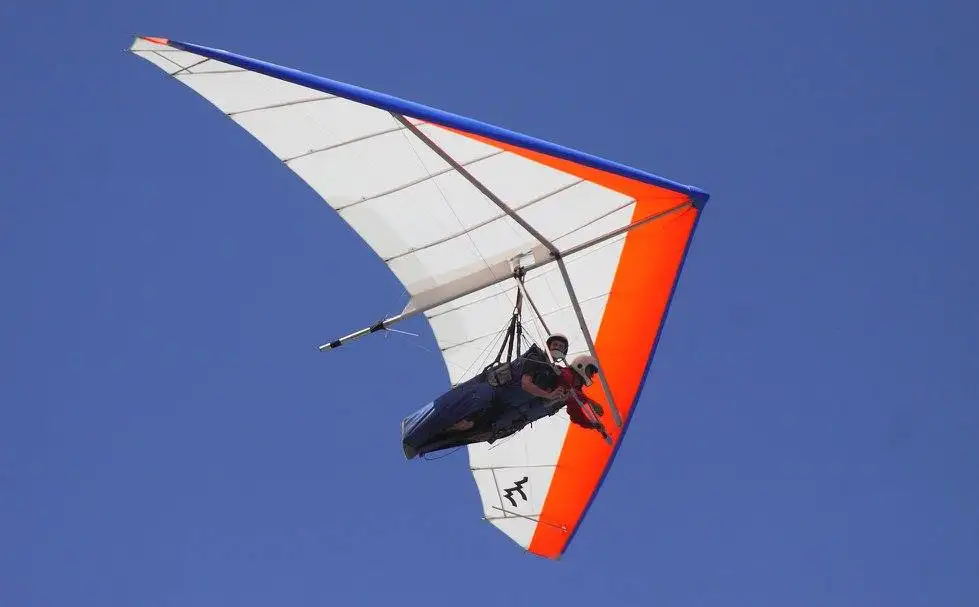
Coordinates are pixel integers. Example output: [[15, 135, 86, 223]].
[[164, 39, 710, 209]]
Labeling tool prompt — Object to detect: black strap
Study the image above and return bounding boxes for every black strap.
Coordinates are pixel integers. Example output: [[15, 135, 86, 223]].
[[490, 274, 525, 366]]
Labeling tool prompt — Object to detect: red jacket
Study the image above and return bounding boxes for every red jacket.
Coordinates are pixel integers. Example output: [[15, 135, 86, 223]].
[[554, 367, 599, 429]]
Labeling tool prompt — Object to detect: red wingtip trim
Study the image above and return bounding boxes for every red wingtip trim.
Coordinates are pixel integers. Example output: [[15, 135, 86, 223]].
[[140, 36, 170, 45]]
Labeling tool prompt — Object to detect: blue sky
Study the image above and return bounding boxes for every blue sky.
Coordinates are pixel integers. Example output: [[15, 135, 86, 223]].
[[2, 1, 977, 605]]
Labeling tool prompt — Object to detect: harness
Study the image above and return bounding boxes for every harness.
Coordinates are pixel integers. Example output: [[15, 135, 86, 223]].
[[474, 266, 570, 441], [482, 267, 527, 388]]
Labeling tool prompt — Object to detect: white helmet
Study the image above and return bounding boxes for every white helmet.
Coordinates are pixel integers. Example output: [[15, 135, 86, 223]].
[[570, 354, 599, 385]]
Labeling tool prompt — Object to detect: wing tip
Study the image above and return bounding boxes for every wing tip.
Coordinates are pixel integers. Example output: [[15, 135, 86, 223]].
[[689, 187, 711, 210], [138, 35, 170, 45], [128, 34, 171, 52]]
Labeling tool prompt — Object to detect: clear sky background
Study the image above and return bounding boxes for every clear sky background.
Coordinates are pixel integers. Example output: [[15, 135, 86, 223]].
[[2, 1, 977, 605]]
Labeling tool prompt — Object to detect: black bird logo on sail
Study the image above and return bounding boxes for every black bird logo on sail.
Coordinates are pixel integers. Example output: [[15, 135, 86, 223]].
[[502, 476, 529, 508]]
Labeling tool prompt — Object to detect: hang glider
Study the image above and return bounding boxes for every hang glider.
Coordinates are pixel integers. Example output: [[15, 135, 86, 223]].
[[128, 36, 711, 560]]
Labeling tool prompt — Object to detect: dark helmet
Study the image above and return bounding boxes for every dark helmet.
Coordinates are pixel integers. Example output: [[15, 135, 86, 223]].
[[545, 333, 569, 357]]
